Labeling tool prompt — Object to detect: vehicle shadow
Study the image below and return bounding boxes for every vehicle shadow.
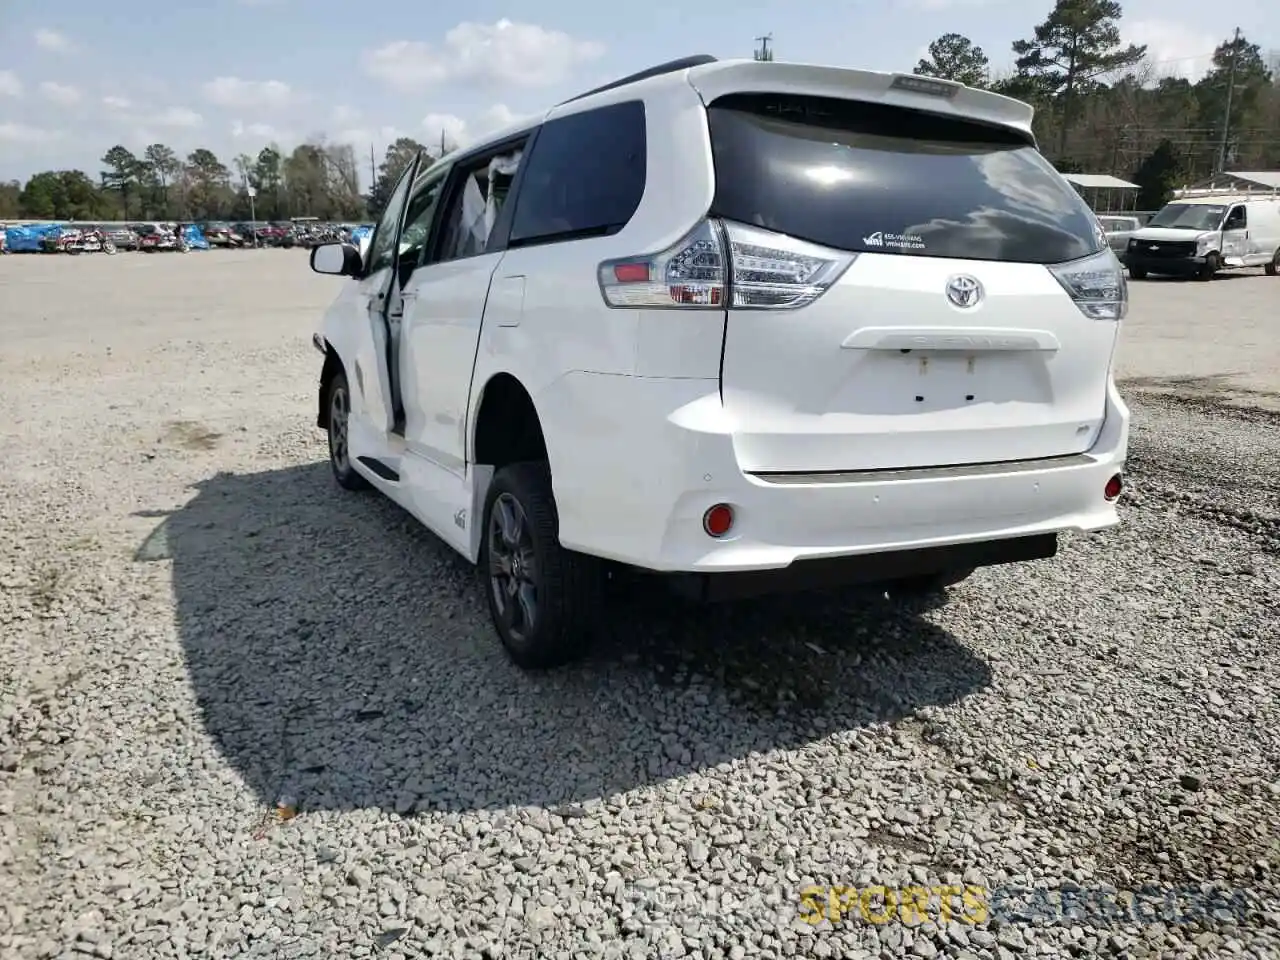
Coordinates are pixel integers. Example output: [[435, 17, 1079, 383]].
[[145, 463, 992, 814]]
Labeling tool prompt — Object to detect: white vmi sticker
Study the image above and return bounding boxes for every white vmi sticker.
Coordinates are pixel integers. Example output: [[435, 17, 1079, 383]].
[[862, 230, 926, 250]]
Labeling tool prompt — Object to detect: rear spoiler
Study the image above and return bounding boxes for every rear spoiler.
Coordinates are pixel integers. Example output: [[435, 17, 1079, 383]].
[[684, 60, 1036, 143]]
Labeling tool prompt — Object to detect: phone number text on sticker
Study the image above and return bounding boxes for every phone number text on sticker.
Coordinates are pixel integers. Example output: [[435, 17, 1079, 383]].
[[862, 230, 926, 250]]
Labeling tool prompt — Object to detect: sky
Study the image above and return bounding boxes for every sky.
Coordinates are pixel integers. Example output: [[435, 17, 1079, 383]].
[[0, 0, 1274, 189]]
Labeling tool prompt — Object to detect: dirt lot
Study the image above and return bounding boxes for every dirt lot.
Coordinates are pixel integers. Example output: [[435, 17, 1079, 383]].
[[1, 250, 1278, 960], [1115, 271, 1280, 411]]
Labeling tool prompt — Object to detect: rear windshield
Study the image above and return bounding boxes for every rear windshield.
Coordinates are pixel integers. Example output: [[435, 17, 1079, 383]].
[[706, 93, 1102, 265]]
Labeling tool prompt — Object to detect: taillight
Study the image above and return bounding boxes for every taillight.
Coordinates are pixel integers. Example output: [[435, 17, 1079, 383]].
[[597, 218, 856, 311], [1048, 249, 1128, 321]]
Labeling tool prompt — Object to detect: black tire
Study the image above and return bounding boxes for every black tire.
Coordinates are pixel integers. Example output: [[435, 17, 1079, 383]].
[[480, 461, 603, 669], [1265, 249, 1279, 276], [1198, 253, 1219, 281], [887, 567, 975, 598], [1128, 266, 1147, 280], [326, 371, 370, 491]]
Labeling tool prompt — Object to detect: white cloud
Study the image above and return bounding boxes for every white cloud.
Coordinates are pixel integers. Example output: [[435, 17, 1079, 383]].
[[363, 19, 604, 91], [899, 0, 998, 7], [335, 125, 405, 149], [150, 106, 203, 128], [202, 76, 295, 109], [1125, 20, 1219, 80], [420, 112, 468, 150], [231, 119, 285, 140], [0, 123, 60, 143], [39, 81, 81, 105], [102, 97, 202, 127], [421, 104, 523, 150], [331, 105, 360, 125], [34, 29, 73, 52], [0, 71, 22, 97]]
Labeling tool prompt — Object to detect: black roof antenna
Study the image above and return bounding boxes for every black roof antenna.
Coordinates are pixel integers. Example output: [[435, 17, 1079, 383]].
[[559, 55, 719, 105]]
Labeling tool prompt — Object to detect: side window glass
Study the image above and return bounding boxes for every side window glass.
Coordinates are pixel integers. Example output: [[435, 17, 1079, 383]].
[[437, 147, 525, 263], [1226, 206, 1246, 229], [365, 157, 418, 275], [396, 174, 446, 280], [508, 101, 646, 247]]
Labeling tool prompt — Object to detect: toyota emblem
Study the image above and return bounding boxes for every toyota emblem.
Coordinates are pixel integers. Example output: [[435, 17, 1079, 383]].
[[945, 275, 983, 308]]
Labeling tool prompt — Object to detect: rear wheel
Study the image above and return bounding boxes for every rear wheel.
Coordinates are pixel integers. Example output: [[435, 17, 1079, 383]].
[[326, 371, 370, 491], [1265, 249, 1279, 276], [480, 462, 603, 669]]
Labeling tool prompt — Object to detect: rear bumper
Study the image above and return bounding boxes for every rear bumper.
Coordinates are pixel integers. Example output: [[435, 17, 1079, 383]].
[[667, 533, 1058, 600], [538, 373, 1129, 578]]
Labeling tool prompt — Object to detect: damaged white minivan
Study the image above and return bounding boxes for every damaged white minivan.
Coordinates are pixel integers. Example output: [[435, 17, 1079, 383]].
[[307, 55, 1130, 669]]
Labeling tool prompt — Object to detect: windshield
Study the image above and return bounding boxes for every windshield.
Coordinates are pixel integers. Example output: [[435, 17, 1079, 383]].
[[1147, 203, 1225, 231]]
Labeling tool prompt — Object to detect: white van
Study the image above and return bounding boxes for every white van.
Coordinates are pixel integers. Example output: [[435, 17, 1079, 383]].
[[307, 55, 1130, 668], [1125, 194, 1280, 280]]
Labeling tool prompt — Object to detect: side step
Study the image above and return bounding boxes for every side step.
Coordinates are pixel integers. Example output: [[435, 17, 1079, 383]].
[[357, 457, 400, 482]]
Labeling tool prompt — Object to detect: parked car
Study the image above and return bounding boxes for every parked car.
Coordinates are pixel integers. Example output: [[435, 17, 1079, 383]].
[[1125, 194, 1280, 280], [102, 224, 141, 251], [1097, 215, 1141, 262], [202, 222, 242, 247], [40, 225, 81, 253], [136, 223, 186, 252], [307, 55, 1130, 669], [255, 223, 288, 246], [64, 226, 118, 254]]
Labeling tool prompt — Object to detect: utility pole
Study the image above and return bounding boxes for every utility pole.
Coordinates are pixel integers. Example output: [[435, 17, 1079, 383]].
[[754, 33, 773, 62], [1216, 27, 1241, 173], [369, 143, 376, 193]]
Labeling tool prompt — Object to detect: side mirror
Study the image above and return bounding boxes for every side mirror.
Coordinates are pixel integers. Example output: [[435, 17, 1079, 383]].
[[310, 242, 361, 277]]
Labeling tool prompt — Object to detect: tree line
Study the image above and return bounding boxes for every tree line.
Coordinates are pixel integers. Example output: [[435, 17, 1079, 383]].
[[913, 0, 1277, 207], [2, 0, 1276, 222], [0, 134, 448, 224]]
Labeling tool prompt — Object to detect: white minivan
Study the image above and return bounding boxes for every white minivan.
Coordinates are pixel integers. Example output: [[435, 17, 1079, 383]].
[[1125, 194, 1280, 280], [307, 55, 1130, 668]]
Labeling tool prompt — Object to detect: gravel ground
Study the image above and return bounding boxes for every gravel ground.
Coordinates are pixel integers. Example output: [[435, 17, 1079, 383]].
[[2, 252, 1278, 959]]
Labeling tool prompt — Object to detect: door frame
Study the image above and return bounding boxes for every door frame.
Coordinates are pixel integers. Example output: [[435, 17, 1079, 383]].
[[1221, 204, 1248, 260], [360, 150, 425, 434], [420, 128, 540, 269], [418, 129, 542, 466]]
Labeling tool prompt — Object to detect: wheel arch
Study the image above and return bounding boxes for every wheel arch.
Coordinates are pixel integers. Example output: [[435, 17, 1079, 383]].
[[317, 341, 344, 429], [470, 371, 549, 471]]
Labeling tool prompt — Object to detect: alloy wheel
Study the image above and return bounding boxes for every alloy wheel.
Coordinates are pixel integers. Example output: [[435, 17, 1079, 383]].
[[488, 493, 539, 642], [329, 384, 350, 472]]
